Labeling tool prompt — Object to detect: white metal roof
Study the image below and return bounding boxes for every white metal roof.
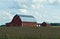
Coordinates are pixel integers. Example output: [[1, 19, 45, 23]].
[[17, 14, 36, 22]]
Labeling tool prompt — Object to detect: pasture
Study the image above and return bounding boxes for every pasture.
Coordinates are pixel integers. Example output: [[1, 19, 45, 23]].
[[0, 26, 60, 39]]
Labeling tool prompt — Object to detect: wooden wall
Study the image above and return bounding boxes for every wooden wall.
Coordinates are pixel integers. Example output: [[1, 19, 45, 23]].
[[6, 15, 22, 27], [22, 22, 37, 26]]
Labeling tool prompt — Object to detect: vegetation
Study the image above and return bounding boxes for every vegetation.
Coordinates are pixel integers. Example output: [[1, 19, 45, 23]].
[[50, 23, 60, 26], [0, 26, 60, 39]]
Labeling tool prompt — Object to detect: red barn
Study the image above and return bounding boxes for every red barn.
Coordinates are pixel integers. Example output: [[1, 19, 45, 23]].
[[6, 14, 37, 27], [41, 22, 50, 27]]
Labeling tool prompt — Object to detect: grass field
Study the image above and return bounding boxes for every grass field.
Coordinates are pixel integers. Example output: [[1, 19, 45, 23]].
[[0, 26, 60, 39]]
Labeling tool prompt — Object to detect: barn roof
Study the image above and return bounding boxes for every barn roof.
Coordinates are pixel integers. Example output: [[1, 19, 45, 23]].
[[16, 14, 36, 22]]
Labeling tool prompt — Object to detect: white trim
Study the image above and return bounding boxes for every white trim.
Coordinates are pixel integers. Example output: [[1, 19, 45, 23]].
[[22, 22, 23, 27]]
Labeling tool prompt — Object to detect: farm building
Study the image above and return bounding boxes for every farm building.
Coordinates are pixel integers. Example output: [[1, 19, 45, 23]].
[[6, 14, 37, 27], [40, 22, 50, 27]]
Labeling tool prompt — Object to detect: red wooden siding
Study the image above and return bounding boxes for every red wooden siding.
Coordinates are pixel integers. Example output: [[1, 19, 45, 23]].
[[6, 15, 22, 27], [22, 22, 37, 26], [40, 22, 50, 27], [41, 22, 47, 27], [11, 15, 22, 26]]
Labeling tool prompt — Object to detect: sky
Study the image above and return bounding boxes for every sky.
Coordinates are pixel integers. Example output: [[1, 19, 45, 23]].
[[0, 0, 60, 25]]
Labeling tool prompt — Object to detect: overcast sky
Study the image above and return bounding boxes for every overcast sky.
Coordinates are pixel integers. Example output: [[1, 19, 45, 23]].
[[0, 0, 60, 25]]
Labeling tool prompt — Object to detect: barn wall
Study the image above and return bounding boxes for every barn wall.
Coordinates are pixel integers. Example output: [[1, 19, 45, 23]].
[[22, 22, 37, 26], [6, 23, 11, 27], [11, 15, 22, 26], [6, 15, 22, 27]]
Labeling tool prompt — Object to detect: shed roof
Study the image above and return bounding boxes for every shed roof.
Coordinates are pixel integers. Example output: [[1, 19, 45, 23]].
[[16, 14, 36, 22]]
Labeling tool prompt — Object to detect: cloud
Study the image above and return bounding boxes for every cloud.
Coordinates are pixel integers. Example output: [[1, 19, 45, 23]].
[[18, 0, 60, 23], [16, 9, 30, 15], [1, 0, 60, 25], [47, 0, 56, 4], [0, 10, 13, 25], [0, 0, 20, 9], [33, 0, 47, 3], [9, 0, 60, 23]]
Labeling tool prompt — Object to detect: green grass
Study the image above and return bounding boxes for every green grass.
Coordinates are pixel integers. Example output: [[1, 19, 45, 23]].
[[0, 26, 60, 39]]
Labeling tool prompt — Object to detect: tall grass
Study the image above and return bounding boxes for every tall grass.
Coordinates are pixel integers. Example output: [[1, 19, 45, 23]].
[[0, 26, 60, 39]]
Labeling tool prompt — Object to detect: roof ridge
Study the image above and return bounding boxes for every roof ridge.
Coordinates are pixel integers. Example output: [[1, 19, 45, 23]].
[[16, 14, 34, 18]]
